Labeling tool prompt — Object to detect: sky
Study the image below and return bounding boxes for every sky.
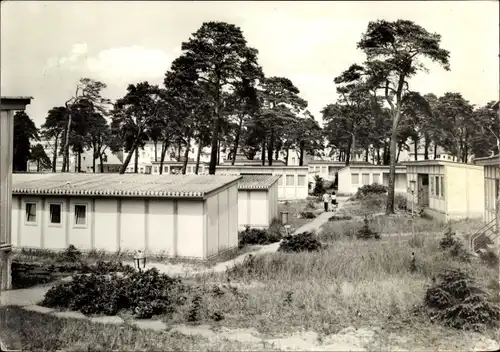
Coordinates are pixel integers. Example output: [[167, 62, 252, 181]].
[[1, 1, 499, 128]]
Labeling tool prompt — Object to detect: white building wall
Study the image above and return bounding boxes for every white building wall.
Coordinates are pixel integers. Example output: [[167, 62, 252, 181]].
[[216, 166, 308, 200], [445, 164, 484, 220], [12, 185, 239, 259], [338, 166, 407, 195], [484, 165, 500, 224]]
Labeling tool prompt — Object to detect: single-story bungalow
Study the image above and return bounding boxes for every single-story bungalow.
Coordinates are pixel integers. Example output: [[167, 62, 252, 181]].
[[337, 164, 407, 195], [150, 161, 209, 175], [473, 154, 499, 226], [307, 160, 345, 182], [236, 174, 280, 229], [11, 173, 241, 259], [403, 160, 484, 222], [215, 165, 308, 200]]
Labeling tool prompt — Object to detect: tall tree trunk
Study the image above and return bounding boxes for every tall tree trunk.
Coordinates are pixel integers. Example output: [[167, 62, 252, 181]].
[[159, 141, 169, 175], [231, 115, 244, 166], [99, 153, 104, 173], [92, 145, 96, 173], [386, 130, 398, 214], [119, 142, 138, 174], [397, 144, 402, 162], [376, 147, 381, 165], [177, 141, 182, 161], [275, 147, 279, 161], [414, 137, 418, 161], [77, 150, 81, 173], [37, 160, 40, 172], [261, 140, 266, 166], [208, 87, 221, 174], [365, 145, 369, 162], [345, 139, 352, 166], [195, 137, 202, 174], [61, 116, 72, 173], [434, 143, 438, 159], [299, 141, 305, 166], [154, 141, 158, 162], [182, 136, 191, 174], [267, 129, 274, 166], [134, 148, 139, 173], [217, 139, 221, 165], [52, 136, 59, 173], [424, 133, 430, 160], [285, 148, 289, 166]]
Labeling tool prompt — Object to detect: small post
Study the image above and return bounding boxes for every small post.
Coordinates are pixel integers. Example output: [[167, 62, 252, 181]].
[[280, 211, 291, 236], [409, 180, 416, 240], [133, 250, 146, 272]]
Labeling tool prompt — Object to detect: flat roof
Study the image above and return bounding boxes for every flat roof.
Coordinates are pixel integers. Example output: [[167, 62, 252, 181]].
[[473, 154, 499, 165], [237, 174, 281, 190], [1, 96, 33, 110], [151, 161, 208, 165], [343, 164, 406, 169], [12, 173, 241, 199], [216, 165, 308, 170], [402, 159, 483, 169]]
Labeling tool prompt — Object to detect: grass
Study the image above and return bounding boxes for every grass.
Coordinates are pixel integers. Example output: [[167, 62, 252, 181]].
[[278, 199, 323, 232], [7, 194, 499, 351], [0, 306, 276, 352]]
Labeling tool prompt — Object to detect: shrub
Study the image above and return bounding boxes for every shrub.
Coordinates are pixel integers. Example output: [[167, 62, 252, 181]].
[[395, 194, 407, 210], [278, 231, 322, 252], [58, 245, 82, 263], [305, 200, 316, 211], [423, 268, 500, 331], [439, 226, 471, 262], [355, 184, 388, 199], [328, 215, 352, 222], [356, 218, 380, 240], [299, 211, 316, 219], [41, 268, 185, 319], [238, 226, 282, 248], [312, 175, 325, 196]]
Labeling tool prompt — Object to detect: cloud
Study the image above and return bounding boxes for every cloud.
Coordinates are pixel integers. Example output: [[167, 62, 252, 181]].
[[85, 46, 170, 85]]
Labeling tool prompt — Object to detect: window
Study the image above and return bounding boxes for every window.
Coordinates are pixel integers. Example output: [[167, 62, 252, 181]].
[[49, 204, 62, 224], [153, 166, 158, 174], [322, 166, 327, 173], [434, 176, 440, 197], [187, 166, 192, 173], [277, 175, 283, 186], [373, 173, 380, 185], [297, 175, 306, 186], [440, 176, 444, 198], [286, 174, 295, 186], [430, 176, 434, 195], [351, 173, 359, 184], [292, 157, 296, 165], [74, 205, 87, 226], [163, 166, 168, 173], [496, 180, 500, 209], [25, 203, 37, 223], [362, 173, 370, 185]]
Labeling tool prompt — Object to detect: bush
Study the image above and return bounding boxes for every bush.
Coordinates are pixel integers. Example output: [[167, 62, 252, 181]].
[[312, 175, 325, 196], [423, 268, 500, 331], [395, 194, 407, 210], [278, 231, 323, 252], [305, 201, 316, 211], [356, 218, 380, 240], [238, 226, 282, 248], [328, 215, 352, 222], [439, 226, 471, 262], [58, 245, 82, 263], [355, 184, 388, 199], [41, 268, 185, 319], [299, 211, 316, 219]]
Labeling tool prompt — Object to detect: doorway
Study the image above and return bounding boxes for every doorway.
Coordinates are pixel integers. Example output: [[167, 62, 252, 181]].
[[417, 174, 429, 207]]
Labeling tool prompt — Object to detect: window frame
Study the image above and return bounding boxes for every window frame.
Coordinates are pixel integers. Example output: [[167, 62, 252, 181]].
[[372, 173, 381, 185], [73, 203, 88, 228], [24, 201, 38, 226], [362, 173, 370, 185], [285, 174, 295, 186], [297, 175, 306, 186], [48, 202, 63, 227], [351, 173, 359, 185]]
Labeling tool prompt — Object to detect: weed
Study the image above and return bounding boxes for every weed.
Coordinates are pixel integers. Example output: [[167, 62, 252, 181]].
[[356, 218, 380, 240], [299, 211, 316, 219]]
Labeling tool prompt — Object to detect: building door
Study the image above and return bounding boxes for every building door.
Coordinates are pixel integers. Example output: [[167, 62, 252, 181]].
[[417, 174, 429, 207]]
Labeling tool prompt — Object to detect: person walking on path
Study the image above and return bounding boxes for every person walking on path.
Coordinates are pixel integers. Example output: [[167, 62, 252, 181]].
[[322, 191, 331, 212], [331, 191, 338, 209]]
